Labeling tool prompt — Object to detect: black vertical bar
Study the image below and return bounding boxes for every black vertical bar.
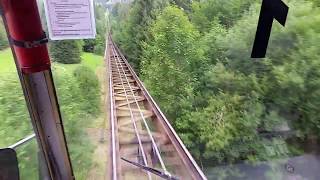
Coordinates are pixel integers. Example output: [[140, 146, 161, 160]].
[[251, 0, 289, 58]]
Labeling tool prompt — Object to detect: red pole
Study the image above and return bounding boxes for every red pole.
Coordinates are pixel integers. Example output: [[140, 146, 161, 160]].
[[0, 0, 50, 74], [0, 0, 74, 179]]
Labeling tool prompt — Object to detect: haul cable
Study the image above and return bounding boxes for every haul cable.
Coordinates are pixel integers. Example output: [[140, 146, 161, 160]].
[[113, 43, 170, 175], [110, 43, 152, 179]]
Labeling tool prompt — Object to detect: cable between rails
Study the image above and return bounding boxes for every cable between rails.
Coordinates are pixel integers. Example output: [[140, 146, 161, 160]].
[[112, 42, 169, 174], [110, 43, 152, 180]]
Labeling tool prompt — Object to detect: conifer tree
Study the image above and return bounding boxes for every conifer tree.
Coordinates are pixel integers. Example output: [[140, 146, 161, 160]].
[[50, 40, 82, 64]]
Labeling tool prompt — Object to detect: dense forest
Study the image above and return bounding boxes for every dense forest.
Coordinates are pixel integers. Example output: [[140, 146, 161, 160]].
[[111, 0, 320, 178], [0, 2, 107, 179]]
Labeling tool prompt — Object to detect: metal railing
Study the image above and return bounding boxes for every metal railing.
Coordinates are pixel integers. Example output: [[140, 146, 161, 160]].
[[8, 134, 36, 150]]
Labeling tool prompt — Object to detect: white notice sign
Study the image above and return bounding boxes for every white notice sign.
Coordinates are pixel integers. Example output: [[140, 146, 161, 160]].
[[44, 0, 96, 40]]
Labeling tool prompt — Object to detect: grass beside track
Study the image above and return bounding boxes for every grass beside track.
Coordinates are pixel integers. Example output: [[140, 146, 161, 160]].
[[0, 49, 103, 74], [0, 49, 106, 179]]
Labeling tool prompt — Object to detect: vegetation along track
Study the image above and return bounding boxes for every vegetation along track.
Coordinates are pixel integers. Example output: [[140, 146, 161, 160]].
[[106, 36, 207, 180]]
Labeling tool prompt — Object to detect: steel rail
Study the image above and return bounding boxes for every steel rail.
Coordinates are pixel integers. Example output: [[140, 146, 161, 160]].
[[108, 37, 207, 180], [110, 43, 152, 179], [113, 42, 168, 173], [107, 38, 118, 180], [113, 40, 208, 180]]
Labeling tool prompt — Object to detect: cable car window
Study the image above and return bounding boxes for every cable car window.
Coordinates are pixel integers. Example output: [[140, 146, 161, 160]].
[[2, 0, 320, 179], [110, 0, 320, 179]]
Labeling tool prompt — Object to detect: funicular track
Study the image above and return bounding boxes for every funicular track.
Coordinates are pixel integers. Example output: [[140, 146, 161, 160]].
[[106, 36, 207, 180]]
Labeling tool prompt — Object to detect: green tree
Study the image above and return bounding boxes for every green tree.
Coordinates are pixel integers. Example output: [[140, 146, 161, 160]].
[[171, 0, 193, 11], [83, 4, 107, 55], [195, 0, 320, 163], [141, 6, 204, 121], [50, 40, 82, 64], [73, 66, 100, 116], [201, 20, 227, 65], [178, 63, 288, 162], [112, 0, 169, 71], [191, 0, 257, 33], [110, 0, 320, 179], [215, 0, 320, 138]]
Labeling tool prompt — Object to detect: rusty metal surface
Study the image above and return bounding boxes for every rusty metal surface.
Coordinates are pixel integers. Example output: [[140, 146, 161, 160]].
[[106, 37, 207, 180]]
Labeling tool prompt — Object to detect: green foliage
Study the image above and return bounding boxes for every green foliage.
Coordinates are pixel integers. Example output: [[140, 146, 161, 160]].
[[83, 5, 107, 55], [80, 52, 104, 70], [83, 39, 96, 53], [0, 75, 32, 147], [178, 63, 289, 163], [201, 21, 227, 65], [0, 75, 44, 179], [0, 48, 18, 74], [178, 92, 263, 161], [0, 48, 102, 179], [171, 0, 193, 11], [141, 6, 204, 120], [215, 0, 320, 138], [73, 66, 100, 116], [112, 0, 320, 178], [93, 35, 106, 55], [112, 0, 169, 71], [0, 71, 97, 179], [0, 19, 9, 50], [309, 0, 320, 6], [50, 40, 82, 64], [53, 71, 96, 179], [191, 0, 257, 32]]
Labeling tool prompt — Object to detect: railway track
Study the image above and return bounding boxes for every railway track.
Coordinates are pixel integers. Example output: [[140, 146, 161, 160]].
[[106, 37, 207, 180]]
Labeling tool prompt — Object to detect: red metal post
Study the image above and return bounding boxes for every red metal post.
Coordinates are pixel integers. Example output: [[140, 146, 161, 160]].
[[0, 0, 50, 73], [0, 0, 74, 179]]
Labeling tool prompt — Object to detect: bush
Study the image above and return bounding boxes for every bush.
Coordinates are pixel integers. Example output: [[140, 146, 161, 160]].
[[83, 39, 96, 53], [0, 75, 38, 180], [82, 4, 107, 56], [73, 66, 100, 116], [83, 36, 105, 56], [53, 70, 96, 179], [0, 67, 99, 179], [50, 40, 82, 64], [93, 35, 105, 56]]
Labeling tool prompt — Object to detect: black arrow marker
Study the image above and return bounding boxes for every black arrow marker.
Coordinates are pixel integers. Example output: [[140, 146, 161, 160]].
[[251, 0, 289, 58]]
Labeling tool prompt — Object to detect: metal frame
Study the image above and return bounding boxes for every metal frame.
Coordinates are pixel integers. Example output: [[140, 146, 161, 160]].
[[8, 134, 36, 150]]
